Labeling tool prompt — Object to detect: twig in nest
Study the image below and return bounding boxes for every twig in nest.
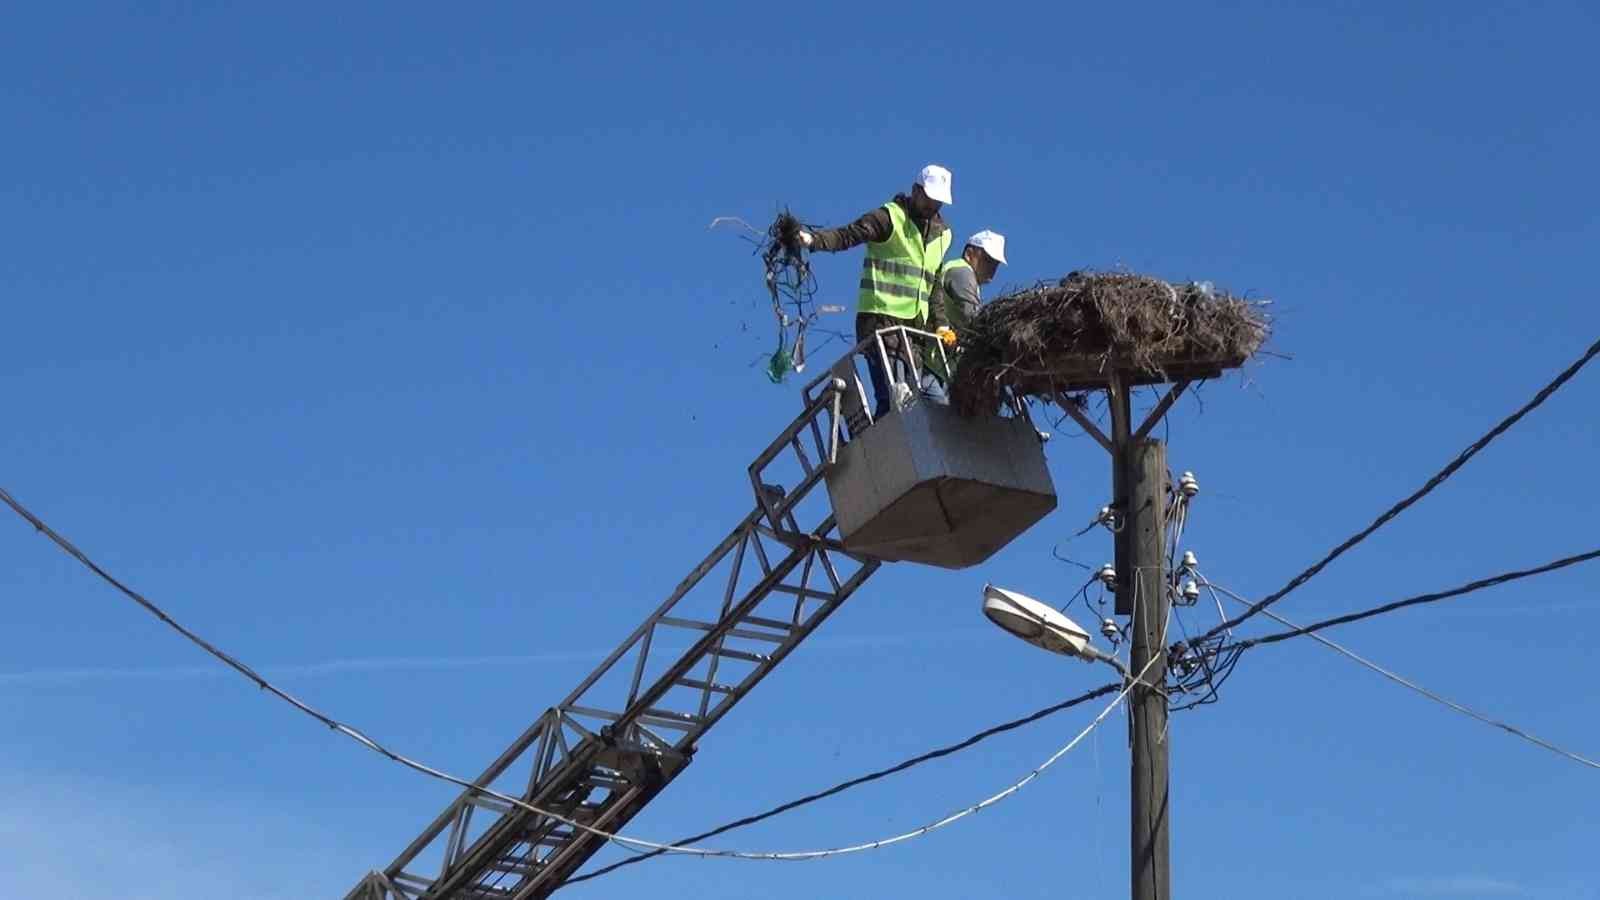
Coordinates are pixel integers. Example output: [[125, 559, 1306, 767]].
[[949, 271, 1272, 416]]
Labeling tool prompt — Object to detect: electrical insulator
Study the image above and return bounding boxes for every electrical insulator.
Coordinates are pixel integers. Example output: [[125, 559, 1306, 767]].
[[1180, 550, 1198, 572], [1180, 579, 1201, 604], [1178, 471, 1200, 498], [1097, 505, 1114, 525], [1167, 644, 1197, 676], [1100, 617, 1120, 640], [1096, 563, 1117, 589]]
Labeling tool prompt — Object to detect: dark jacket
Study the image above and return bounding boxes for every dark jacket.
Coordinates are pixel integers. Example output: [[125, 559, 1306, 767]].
[[808, 194, 950, 254], [818, 194, 952, 366], [926, 259, 981, 334], [922, 259, 983, 380]]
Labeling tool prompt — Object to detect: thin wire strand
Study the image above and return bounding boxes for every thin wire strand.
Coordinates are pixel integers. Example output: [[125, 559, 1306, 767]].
[[1224, 547, 1600, 650], [568, 681, 1119, 883], [1202, 575, 1600, 770], [1203, 577, 1231, 636], [0, 484, 1143, 861], [1199, 334, 1600, 641], [1051, 543, 1094, 572]]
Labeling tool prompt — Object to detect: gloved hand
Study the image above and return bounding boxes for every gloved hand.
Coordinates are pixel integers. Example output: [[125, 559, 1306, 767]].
[[796, 229, 814, 249], [936, 326, 958, 347]]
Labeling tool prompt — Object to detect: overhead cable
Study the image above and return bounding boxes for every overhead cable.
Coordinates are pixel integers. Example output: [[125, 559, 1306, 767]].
[[1203, 576, 1600, 770], [1198, 334, 1600, 642], [1221, 548, 1600, 651], [0, 484, 1143, 862], [568, 681, 1119, 884]]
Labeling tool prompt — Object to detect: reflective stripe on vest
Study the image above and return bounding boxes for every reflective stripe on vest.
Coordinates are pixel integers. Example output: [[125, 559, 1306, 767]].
[[857, 202, 951, 320]]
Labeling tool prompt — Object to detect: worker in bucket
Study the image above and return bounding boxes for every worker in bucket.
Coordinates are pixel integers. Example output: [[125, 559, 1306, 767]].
[[797, 164, 954, 419], [919, 229, 1007, 403]]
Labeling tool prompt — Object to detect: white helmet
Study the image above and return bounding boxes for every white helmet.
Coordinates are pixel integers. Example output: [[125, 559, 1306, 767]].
[[966, 229, 1006, 265], [915, 164, 953, 205]]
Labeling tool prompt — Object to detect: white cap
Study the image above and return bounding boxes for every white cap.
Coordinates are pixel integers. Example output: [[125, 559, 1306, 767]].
[[915, 164, 953, 205], [966, 229, 1007, 265]]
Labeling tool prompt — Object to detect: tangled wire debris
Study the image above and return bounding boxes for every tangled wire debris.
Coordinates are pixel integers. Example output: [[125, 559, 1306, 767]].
[[732, 211, 846, 383], [948, 272, 1271, 416], [711, 211, 828, 382], [760, 212, 814, 381]]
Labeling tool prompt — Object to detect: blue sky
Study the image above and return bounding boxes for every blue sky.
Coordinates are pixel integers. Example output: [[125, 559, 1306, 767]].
[[3, 3, 1597, 898]]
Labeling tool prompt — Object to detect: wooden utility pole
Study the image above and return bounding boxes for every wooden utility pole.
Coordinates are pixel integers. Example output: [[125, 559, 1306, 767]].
[[1065, 373, 1176, 900], [1124, 437, 1169, 900]]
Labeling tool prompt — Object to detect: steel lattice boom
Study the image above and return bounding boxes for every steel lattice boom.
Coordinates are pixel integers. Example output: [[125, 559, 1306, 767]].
[[346, 383, 878, 900]]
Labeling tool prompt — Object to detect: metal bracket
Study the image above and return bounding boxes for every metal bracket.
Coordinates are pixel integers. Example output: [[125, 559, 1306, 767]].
[[1055, 392, 1113, 455], [1134, 380, 1191, 441], [1056, 378, 1192, 455]]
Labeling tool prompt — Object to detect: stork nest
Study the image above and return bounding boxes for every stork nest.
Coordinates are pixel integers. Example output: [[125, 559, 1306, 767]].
[[948, 271, 1271, 416]]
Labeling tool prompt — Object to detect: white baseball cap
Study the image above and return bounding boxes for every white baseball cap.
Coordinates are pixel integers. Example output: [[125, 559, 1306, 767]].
[[967, 229, 1007, 265], [915, 164, 953, 205]]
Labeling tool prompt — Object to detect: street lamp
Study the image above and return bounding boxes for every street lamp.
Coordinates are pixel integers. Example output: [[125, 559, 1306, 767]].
[[982, 584, 1126, 674]]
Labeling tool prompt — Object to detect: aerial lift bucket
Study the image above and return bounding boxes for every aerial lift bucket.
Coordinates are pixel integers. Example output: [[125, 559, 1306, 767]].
[[814, 329, 1057, 569]]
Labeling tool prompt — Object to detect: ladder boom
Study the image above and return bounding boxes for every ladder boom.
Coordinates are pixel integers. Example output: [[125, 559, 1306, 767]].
[[347, 383, 877, 900]]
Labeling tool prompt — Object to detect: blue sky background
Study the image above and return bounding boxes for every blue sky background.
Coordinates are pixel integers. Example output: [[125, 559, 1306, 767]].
[[3, 3, 1598, 898]]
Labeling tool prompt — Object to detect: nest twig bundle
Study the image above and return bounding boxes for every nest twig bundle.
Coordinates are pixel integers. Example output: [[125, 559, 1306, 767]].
[[949, 272, 1271, 416]]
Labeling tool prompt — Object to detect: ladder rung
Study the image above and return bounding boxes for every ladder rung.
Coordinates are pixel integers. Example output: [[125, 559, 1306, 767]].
[[488, 855, 540, 875], [675, 676, 736, 694], [637, 714, 696, 732], [466, 794, 513, 814], [738, 614, 798, 632], [643, 706, 702, 723], [478, 874, 532, 890], [658, 615, 715, 632], [660, 617, 788, 644], [769, 584, 835, 602], [710, 647, 769, 663], [393, 871, 433, 892]]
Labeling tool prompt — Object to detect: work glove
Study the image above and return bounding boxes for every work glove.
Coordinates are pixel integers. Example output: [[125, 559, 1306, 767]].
[[936, 326, 958, 347]]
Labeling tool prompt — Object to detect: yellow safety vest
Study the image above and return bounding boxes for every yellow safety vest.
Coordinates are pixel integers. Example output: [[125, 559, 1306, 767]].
[[858, 202, 950, 321]]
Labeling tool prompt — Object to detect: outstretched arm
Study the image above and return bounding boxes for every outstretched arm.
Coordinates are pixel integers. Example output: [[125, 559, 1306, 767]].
[[803, 206, 893, 252]]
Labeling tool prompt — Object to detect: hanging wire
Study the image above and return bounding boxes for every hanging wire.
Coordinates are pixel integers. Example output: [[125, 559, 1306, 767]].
[[1197, 333, 1600, 642], [1149, 482, 1243, 711], [1051, 503, 1117, 573], [1058, 574, 1099, 616], [1163, 487, 1191, 599], [1201, 575, 1600, 770], [711, 211, 848, 383], [568, 682, 1120, 884], [1050, 543, 1094, 572], [1218, 547, 1600, 652], [754, 211, 846, 382], [0, 483, 1147, 863], [1174, 547, 1600, 713]]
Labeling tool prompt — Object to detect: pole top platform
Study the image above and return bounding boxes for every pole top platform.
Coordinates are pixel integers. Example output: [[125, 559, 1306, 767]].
[[948, 272, 1270, 416]]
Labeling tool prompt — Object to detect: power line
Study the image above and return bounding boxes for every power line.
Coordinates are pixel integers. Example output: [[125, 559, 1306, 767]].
[[1221, 547, 1600, 651], [1198, 334, 1600, 642], [568, 681, 1119, 884], [0, 484, 1139, 863], [1202, 576, 1600, 770]]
